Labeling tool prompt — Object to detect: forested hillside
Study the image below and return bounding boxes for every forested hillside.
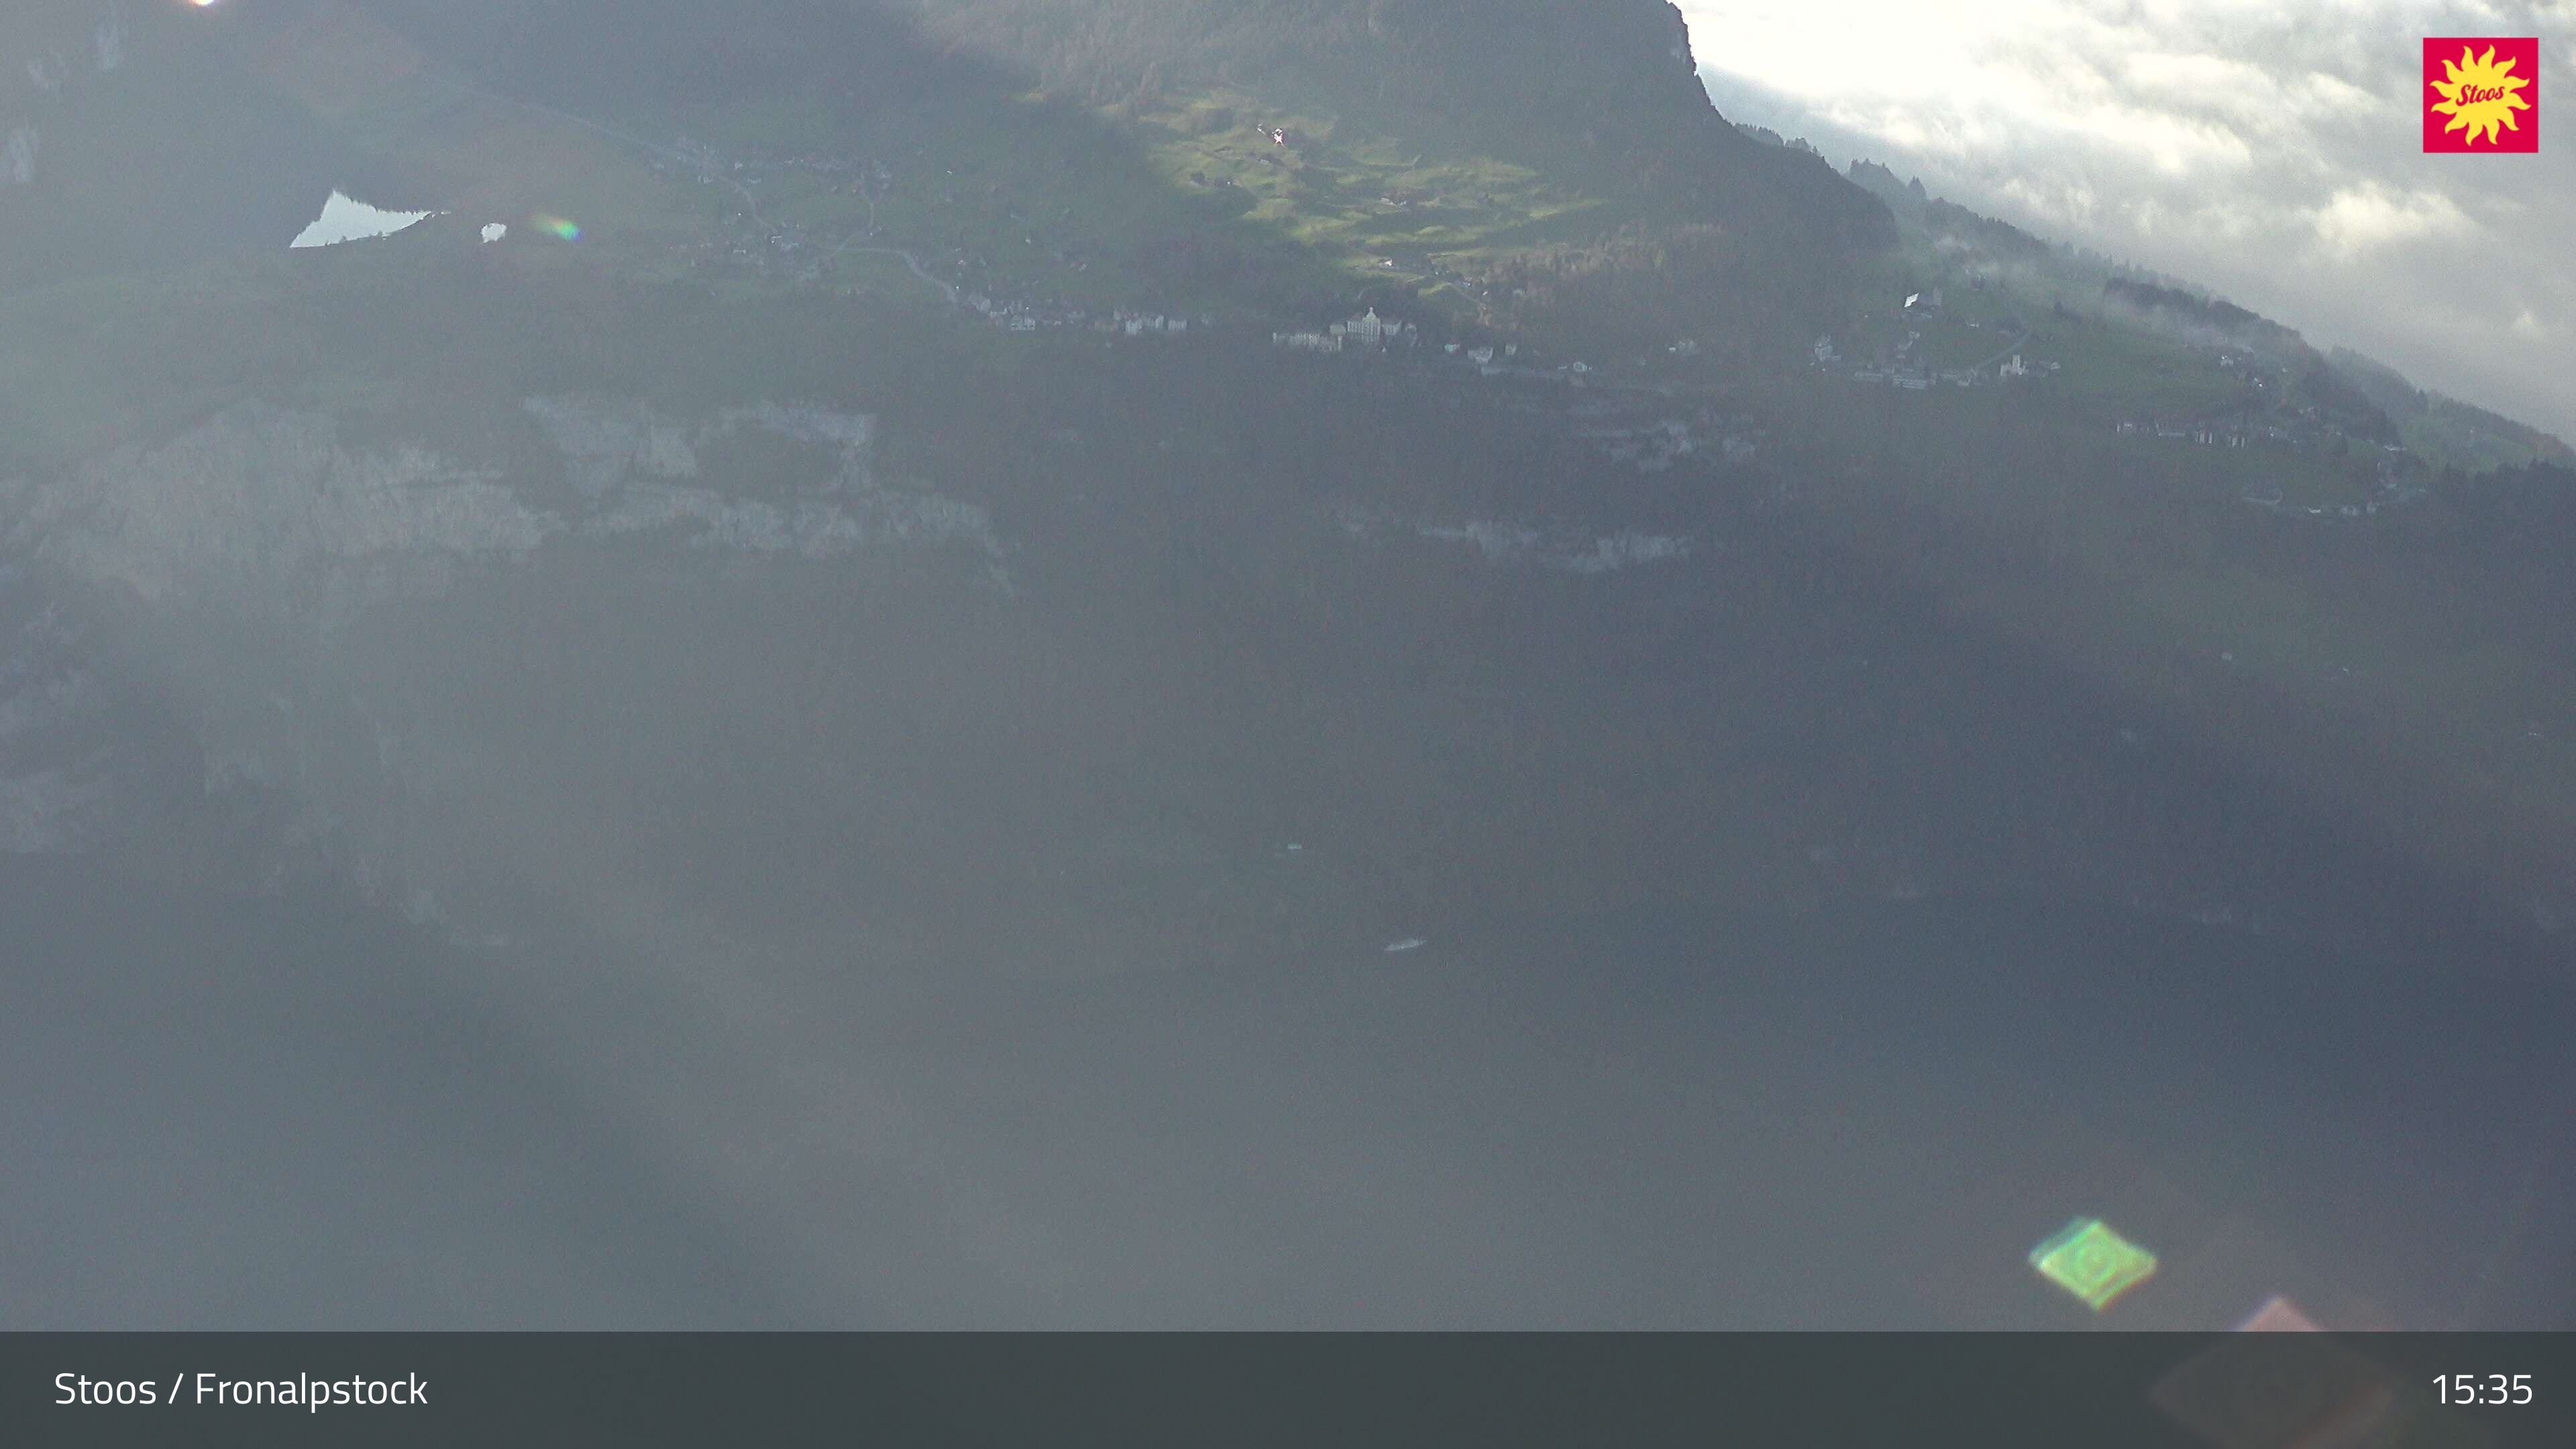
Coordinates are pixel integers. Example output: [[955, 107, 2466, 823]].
[[918, 0, 1884, 239], [4, 0, 2571, 957], [313, 0, 1892, 360]]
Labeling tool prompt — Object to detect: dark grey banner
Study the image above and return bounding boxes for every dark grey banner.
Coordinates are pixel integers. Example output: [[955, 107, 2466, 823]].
[[3, 1332, 2570, 1447]]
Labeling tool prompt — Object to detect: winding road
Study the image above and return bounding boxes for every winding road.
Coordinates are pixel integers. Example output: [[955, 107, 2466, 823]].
[[829, 235, 959, 306]]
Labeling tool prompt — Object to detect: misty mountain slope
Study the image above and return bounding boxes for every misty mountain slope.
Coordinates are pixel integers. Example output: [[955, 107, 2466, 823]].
[[1838, 152, 2572, 475], [1, 0, 2573, 1334], [7, 239, 2573, 979], [5, 0, 2575, 930], [2328, 345, 2576, 474], [0, 0, 2567, 969], [10, 298, 2573, 1326], [5, 0, 1881, 366]]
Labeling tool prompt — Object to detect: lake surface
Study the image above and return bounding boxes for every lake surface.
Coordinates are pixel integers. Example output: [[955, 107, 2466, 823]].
[[3, 861, 2567, 1328]]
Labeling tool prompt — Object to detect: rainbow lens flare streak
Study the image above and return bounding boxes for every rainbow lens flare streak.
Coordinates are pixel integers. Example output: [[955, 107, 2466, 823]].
[[533, 215, 582, 241]]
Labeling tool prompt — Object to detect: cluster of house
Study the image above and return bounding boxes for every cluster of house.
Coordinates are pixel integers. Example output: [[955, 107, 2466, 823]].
[[1271, 308, 1422, 353], [2114, 415, 2373, 452], [1436, 344, 1611, 385], [969, 296, 1211, 335], [2243, 496, 2387, 520], [2116, 416, 2330, 447], [2112, 407, 2423, 486], [1849, 362, 2040, 389], [2116, 418, 2254, 447], [674, 230, 820, 281], [1816, 330, 2058, 390]]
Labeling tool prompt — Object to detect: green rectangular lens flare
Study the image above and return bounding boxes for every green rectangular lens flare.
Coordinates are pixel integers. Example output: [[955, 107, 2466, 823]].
[[2029, 1217, 2159, 1311]]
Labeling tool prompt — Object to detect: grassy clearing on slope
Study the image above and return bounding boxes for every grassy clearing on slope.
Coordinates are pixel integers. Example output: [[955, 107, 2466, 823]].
[[1133, 87, 1608, 284], [2390, 410, 2559, 475], [2022, 313, 2245, 419], [574, 83, 1347, 315]]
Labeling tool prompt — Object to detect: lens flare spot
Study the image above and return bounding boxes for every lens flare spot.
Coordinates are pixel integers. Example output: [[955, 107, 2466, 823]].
[[2029, 1216, 2158, 1311], [533, 214, 582, 241]]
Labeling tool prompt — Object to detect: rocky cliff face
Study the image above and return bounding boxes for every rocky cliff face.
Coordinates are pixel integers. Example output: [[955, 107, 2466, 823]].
[[20, 407, 555, 601], [0, 394, 1015, 940], [0, 376, 1738, 976], [13, 398, 999, 597], [10, 376, 2563, 990]]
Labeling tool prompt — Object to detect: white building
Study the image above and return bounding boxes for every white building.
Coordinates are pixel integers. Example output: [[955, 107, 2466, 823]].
[[1330, 307, 1413, 347]]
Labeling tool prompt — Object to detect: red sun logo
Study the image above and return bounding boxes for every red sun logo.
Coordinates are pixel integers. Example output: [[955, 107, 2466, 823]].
[[2424, 38, 2538, 152]]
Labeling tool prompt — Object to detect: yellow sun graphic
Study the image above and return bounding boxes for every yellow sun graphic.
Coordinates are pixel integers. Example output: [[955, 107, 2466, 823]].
[[2428, 45, 2532, 146]]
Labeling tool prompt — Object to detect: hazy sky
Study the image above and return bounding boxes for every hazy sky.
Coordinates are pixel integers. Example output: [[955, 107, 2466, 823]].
[[1683, 1, 2576, 446]]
